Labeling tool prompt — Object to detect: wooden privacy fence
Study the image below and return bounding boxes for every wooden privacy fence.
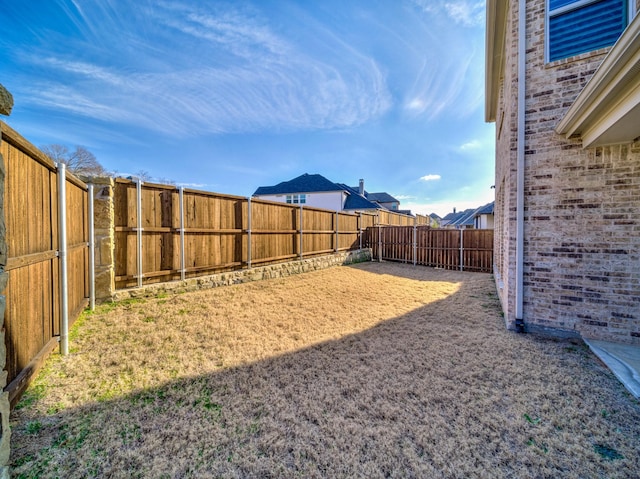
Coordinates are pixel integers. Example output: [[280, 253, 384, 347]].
[[1, 122, 90, 406], [113, 180, 429, 289], [116, 180, 371, 288], [365, 226, 494, 273]]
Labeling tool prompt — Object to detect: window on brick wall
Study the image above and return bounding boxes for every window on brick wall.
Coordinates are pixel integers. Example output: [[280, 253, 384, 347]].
[[547, 0, 631, 62]]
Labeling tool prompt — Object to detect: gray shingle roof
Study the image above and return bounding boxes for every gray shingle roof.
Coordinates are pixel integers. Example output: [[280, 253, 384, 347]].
[[366, 192, 399, 204], [335, 183, 381, 210], [443, 202, 494, 227], [443, 208, 475, 227], [474, 201, 494, 216], [253, 173, 342, 195]]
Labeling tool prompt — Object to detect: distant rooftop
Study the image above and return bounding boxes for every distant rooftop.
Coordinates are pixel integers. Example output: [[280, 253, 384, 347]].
[[253, 173, 343, 196]]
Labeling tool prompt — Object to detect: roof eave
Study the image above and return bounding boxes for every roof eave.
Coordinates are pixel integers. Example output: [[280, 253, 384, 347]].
[[485, 0, 508, 123], [555, 14, 640, 147]]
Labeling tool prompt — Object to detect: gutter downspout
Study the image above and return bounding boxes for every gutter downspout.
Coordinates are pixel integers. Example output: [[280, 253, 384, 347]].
[[515, 0, 526, 332]]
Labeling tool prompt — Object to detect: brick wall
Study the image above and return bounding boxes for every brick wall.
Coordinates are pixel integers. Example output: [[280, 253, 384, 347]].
[[494, 0, 640, 344], [493, 1, 519, 330]]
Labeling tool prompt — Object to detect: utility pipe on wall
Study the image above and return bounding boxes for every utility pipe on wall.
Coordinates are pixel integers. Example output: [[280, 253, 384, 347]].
[[57, 162, 69, 356], [88, 183, 95, 311], [515, 0, 526, 330]]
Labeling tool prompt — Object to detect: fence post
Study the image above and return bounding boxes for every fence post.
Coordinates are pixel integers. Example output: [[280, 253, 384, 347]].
[[413, 216, 417, 266], [136, 179, 143, 288], [335, 211, 339, 253], [378, 225, 382, 262], [57, 162, 69, 356], [459, 228, 464, 271], [179, 187, 185, 281], [299, 204, 303, 260], [88, 184, 95, 310], [247, 197, 252, 269], [358, 212, 362, 250]]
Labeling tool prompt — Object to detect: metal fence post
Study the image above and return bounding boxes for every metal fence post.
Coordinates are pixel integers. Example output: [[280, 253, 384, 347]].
[[57, 162, 69, 356], [179, 187, 185, 281], [299, 204, 303, 260], [88, 183, 95, 310], [460, 228, 464, 271], [413, 216, 417, 266], [247, 197, 252, 269], [136, 179, 143, 288], [335, 211, 339, 253]]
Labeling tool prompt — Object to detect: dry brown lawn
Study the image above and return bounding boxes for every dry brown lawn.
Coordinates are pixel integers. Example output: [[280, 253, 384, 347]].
[[10, 262, 640, 478]]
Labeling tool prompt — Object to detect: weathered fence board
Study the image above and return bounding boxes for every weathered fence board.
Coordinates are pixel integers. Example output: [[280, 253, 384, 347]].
[[365, 226, 494, 273], [1, 121, 89, 406]]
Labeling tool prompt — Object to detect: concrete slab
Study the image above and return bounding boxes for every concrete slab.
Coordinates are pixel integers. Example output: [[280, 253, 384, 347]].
[[584, 339, 640, 398]]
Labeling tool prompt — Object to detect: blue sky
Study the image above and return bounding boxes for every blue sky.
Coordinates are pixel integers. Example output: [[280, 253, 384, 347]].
[[1, 0, 494, 217]]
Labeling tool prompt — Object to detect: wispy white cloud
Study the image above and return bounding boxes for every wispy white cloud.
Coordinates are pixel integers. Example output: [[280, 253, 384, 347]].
[[460, 139, 482, 151], [394, 194, 415, 200], [410, 0, 485, 27], [15, 1, 392, 137], [420, 174, 441, 181], [403, 49, 480, 120]]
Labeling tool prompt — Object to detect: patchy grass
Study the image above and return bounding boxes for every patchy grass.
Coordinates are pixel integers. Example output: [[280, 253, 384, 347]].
[[10, 262, 640, 478]]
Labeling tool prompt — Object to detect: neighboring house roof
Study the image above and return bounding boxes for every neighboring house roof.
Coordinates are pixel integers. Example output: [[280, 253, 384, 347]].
[[367, 192, 399, 204], [474, 202, 494, 217], [442, 202, 494, 228], [443, 208, 475, 227], [253, 173, 342, 195], [254, 173, 406, 212], [335, 183, 381, 210], [555, 14, 640, 147]]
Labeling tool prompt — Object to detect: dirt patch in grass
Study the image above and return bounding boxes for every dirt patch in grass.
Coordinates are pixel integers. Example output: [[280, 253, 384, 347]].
[[10, 262, 640, 478]]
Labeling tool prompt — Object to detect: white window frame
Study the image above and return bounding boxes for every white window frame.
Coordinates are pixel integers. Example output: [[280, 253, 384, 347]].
[[286, 194, 307, 204], [545, 0, 635, 63]]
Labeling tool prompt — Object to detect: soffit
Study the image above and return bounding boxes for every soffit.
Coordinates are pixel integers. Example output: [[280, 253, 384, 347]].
[[485, 0, 508, 123]]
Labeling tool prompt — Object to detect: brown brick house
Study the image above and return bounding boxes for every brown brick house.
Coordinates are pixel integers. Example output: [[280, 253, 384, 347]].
[[485, 1, 640, 344]]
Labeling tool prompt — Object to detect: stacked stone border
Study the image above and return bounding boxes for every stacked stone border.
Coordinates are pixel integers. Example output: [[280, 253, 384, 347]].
[[112, 248, 372, 302]]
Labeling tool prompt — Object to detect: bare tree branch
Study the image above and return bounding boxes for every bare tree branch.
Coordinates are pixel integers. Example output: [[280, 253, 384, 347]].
[[41, 144, 107, 177]]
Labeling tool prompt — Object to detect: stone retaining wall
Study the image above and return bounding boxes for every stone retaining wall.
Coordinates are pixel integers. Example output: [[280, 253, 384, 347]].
[[112, 249, 372, 302]]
